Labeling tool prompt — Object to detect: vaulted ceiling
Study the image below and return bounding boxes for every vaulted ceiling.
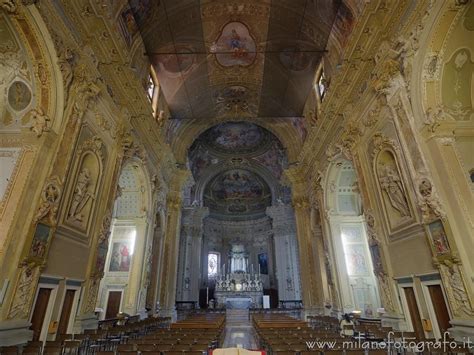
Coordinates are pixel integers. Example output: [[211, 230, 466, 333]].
[[131, 0, 342, 121]]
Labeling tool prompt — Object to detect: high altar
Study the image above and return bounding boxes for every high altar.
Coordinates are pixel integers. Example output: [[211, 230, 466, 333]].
[[214, 245, 263, 308]]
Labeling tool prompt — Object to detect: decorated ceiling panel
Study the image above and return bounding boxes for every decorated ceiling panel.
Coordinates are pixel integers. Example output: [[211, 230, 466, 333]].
[[131, 0, 343, 120]]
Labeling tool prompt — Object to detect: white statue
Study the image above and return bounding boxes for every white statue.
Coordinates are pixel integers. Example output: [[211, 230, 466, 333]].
[[378, 164, 410, 216], [68, 168, 93, 222], [30, 108, 50, 137]]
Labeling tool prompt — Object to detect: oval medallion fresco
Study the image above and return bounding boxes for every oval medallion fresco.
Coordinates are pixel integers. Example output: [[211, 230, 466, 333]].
[[215, 22, 256, 67], [202, 122, 269, 154], [8, 81, 32, 111]]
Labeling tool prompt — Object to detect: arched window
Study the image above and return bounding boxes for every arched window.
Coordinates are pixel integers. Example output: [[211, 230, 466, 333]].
[[325, 160, 380, 317], [208, 252, 220, 278]]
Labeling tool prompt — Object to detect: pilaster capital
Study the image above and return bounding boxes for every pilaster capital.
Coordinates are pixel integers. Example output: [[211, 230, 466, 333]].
[[292, 196, 310, 211]]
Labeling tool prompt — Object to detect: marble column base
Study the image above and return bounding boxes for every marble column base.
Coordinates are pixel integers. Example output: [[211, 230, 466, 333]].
[[159, 308, 177, 322], [381, 312, 406, 330], [449, 318, 474, 341], [73, 313, 98, 333], [0, 319, 33, 346]]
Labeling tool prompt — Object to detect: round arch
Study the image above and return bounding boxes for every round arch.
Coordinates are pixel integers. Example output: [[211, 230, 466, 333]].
[[168, 118, 304, 164]]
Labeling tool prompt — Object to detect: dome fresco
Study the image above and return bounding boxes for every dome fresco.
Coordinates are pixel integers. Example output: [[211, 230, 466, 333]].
[[200, 122, 270, 154], [189, 122, 288, 219], [203, 169, 272, 219], [189, 122, 287, 180]]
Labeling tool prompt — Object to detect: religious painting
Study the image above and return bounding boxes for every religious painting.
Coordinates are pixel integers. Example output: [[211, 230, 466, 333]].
[[427, 220, 451, 256], [118, 5, 138, 47], [258, 253, 268, 275], [215, 22, 256, 67], [8, 81, 32, 112], [369, 244, 383, 271], [203, 169, 271, 218], [333, 2, 355, 49], [290, 117, 308, 142], [189, 144, 218, 180], [154, 46, 196, 77], [203, 122, 267, 154], [128, 0, 152, 25], [253, 142, 287, 179], [29, 223, 51, 259], [441, 48, 474, 120], [95, 245, 109, 275], [343, 244, 369, 276], [213, 170, 264, 199], [109, 241, 132, 272]]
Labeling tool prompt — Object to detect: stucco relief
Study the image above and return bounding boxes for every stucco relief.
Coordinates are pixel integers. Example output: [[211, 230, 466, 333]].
[[62, 135, 105, 237], [439, 259, 474, 318], [7, 262, 41, 320], [34, 176, 62, 225], [372, 136, 415, 233]]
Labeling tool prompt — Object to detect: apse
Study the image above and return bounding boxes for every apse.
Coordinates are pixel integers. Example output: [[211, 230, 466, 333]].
[[188, 121, 290, 220]]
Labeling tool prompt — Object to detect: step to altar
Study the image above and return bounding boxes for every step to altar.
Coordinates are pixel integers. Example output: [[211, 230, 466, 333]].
[[226, 309, 250, 325]]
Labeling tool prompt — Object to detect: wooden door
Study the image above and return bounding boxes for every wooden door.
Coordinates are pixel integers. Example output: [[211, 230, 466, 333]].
[[30, 288, 52, 341], [57, 289, 76, 335], [105, 291, 122, 319], [428, 284, 451, 336], [404, 287, 425, 339]]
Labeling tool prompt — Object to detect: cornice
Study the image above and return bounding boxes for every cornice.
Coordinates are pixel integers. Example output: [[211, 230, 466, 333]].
[[299, 0, 432, 178], [43, 0, 176, 178]]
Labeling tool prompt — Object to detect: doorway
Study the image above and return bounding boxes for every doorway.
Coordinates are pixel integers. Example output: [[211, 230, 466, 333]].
[[403, 287, 425, 339], [30, 288, 52, 341], [57, 289, 76, 335], [105, 291, 122, 319], [428, 284, 451, 336]]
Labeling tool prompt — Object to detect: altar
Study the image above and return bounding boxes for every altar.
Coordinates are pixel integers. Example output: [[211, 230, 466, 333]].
[[213, 244, 263, 308]]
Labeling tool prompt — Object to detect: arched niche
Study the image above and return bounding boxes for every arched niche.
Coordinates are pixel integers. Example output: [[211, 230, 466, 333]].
[[373, 148, 414, 233], [324, 159, 380, 317], [97, 159, 154, 319]]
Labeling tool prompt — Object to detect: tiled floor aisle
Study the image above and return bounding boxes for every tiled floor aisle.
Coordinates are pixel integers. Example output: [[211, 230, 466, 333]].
[[222, 310, 258, 349]]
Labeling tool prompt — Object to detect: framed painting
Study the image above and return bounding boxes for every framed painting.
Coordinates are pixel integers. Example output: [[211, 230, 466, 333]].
[[369, 244, 383, 271], [29, 223, 52, 259], [426, 219, 451, 256], [258, 253, 268, 275], [108, 241, 132, 272]]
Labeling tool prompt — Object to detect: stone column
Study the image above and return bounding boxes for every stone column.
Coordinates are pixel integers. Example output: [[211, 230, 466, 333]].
[[266, 205, 301, 303], [176, 207, 209, 304], [158, 169, 189, 318]]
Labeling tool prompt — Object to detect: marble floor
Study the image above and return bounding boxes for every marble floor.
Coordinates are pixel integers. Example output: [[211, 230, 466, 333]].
[[222, 325, 258, 349], [222, 309, 258, 349]]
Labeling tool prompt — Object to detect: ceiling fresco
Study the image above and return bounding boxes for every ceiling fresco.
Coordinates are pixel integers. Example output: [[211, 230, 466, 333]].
[[131, 0, 343, 120], [201, 122, 270, 154], [203, 169, 272, 219], [188, 122, 288, 182]]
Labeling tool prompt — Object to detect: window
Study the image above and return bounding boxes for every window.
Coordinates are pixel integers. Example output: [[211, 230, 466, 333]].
[[317, 69, 327, 100], [208, 252, 219, 278], [147, 75, 155, 101], [147, 66, 160, 118]]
